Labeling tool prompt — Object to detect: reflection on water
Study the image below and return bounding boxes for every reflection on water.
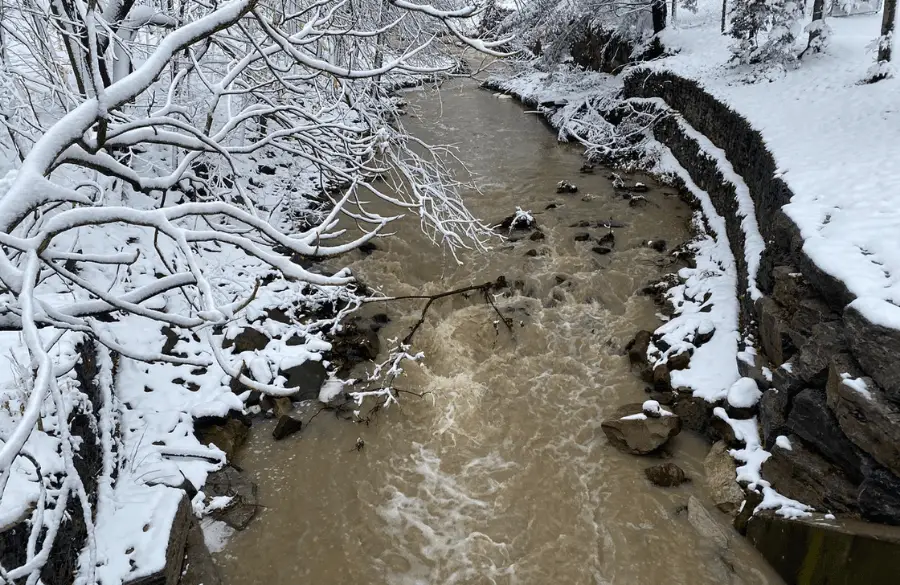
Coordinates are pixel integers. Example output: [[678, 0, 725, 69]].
[[217, 77, 784, 585]]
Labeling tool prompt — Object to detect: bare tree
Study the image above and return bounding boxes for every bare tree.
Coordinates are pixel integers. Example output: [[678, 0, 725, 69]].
[[0, 0, 507, 580]]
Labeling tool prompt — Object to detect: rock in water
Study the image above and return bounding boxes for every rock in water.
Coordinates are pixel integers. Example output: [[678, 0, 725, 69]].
[[687, 496, 731, 549], [272, 415, 303, 440], [601, 403, 682, 455], [704, 441, 745, 515], [205, 466, 259, 530], [556, 180, 578, 193], [645, 462, 688, 487]]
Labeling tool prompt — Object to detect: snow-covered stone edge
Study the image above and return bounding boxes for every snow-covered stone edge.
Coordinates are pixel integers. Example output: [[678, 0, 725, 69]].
[[650, 118, 810, 519]]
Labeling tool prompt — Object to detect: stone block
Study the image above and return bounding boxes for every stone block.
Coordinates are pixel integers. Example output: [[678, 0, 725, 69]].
[[756, 297, 799, 367], [786, 388, 866, 483], [844, 303, 900, 405], [760, 436, 857, 514], [772, 265, 809, 313], [747, 512, 900, 585], [126, 495, 191, 585], [758, 388, 789, 449], [826, 356, 900, 479]]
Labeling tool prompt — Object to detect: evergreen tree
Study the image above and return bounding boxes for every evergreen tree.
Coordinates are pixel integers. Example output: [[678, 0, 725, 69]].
[[729, 0, 803, 64]]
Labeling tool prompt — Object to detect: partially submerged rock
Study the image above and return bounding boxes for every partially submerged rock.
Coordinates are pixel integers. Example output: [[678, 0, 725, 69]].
[[687, 496, 731, 549], [272, 415, 303, 441], [195, 413, 250, 461], [645, 462, 688, 487], [205, 466, 259, 530], [556, 180, 578, 193], [279, 359, 328, 401], [600, 402, 682, 455], [703, 441, 744, 515]]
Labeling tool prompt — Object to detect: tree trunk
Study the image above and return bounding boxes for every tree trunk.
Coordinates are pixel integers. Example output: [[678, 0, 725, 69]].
[[878, 0, 897, 62], [803, 0, 826, 54], [671, 0, 677, 25], [652, 0, 668, 34], [721, 0, 727, 33]]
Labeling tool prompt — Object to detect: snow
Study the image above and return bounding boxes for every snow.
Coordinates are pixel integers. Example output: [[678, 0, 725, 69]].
[[775, 435, 793, 450], [727, 377, 763, 409], [201, 517, 235, 553], [643, 5, 900, 326], [840, 372, 873, 400], [651, 144, 742, 403], [715, 408, 811, 518], [319, 376, 345, 402]]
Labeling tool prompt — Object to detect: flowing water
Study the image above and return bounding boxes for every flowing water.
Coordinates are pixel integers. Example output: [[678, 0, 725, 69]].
[[217, 77, 784, 585]]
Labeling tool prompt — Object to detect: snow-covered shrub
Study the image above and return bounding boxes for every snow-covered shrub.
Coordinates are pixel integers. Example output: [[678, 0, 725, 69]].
[[502, 0, 657, 66], [729, 0, 804, 64]]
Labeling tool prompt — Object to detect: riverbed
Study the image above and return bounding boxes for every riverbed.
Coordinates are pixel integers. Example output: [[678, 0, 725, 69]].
[[216, 76, 784, 585]]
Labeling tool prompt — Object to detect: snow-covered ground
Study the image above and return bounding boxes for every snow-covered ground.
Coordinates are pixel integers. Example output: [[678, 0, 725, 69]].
[[650, 3, 900, 328]]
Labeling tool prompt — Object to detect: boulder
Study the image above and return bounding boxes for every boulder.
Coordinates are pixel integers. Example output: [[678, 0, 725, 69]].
[[205, 466, 259, 530], [707, 415, 740, 448], [626, 330, 652, 368], [666, 351, 691, 371], [760, 435, 857, 514], [790, 321, 849, 387], [756, 297, 799, 367], [786, 388, 866, 483], [330, 325, 380, 373], [222, 327, 269, 353], [652, 364, 672, 393], [758, 388, 789, 449], [858, 467, 900, 526], [790, 297, 839, 336], [772, 265, 809, 313], [724, 377, 761, 419], [826, 356, 900, 479], [600, 403, 682, 455], [195, 415, 250, 461], [686, 496, 731, 549], [746, 512, 900, 585], [273, 396, 293, 418], [179, 519, 223, 585], [844, 302, 900, 405], [733, 488, 764, 535], [556, 180, 578, 193], [644, 462, 688, 487], [703, 441, 744, 515], [736, 355, 771, 390], [279, 359, 328, 401], [671, 394, 713, 434], [272, 415, 303, 441]]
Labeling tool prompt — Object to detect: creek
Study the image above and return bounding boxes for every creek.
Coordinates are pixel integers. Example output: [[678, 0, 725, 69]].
[[217, 76, 784, 585]]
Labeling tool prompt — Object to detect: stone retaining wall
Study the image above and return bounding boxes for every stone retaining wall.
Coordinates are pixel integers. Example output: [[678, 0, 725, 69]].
[[623, 69, 900, 526]]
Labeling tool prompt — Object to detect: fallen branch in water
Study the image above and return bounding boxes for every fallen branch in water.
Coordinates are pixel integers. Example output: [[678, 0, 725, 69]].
[[365, 277, 513, 344]]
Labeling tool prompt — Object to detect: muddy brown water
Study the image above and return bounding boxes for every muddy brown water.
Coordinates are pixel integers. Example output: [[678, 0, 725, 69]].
[[218, 78, 784, 585]]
